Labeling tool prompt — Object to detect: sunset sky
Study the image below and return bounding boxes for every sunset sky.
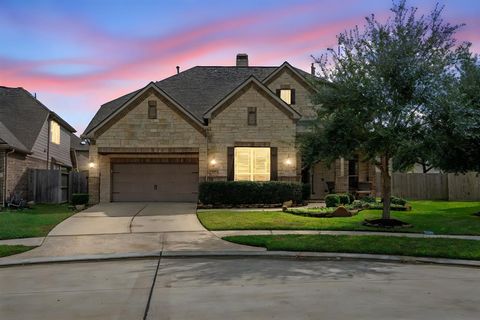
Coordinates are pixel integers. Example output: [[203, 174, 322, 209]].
[[1, 0, 479, 134]]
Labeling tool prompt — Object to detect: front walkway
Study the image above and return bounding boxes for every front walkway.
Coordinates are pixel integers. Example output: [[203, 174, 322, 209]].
[[0, 202, 263, 261]]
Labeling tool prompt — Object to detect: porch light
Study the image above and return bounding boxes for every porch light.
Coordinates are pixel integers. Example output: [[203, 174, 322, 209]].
[[285, 158, 292, 166], [89, 162, 96, 168], [210, 159, 217, 166]]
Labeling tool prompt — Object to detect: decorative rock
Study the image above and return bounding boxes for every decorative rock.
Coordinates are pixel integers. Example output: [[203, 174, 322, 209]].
[[75, 204, 86, 211], [331, 206, 352, 217], [282, 200, 293, 208]]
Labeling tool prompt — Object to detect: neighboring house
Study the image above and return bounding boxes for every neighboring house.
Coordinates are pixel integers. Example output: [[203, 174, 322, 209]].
[[0, 86, 76, 206], [83, 54, 376, 203], [70, 134, 90, 174]]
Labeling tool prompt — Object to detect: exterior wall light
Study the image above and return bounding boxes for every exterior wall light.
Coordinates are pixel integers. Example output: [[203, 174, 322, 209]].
[[210, 159, 217, 166], [89, 162, 96, 168], [285, 158, 292, 166]]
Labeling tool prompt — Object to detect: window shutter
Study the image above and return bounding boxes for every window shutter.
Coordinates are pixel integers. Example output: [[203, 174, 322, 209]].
[[290, 89, 296, 104], [227, 147, 234, 181], [270, 147, 278, 181], [276, 89, 281, 97]]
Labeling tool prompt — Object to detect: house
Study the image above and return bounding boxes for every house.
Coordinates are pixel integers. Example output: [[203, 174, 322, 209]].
[[83, 54, 376, 203], [70, 134, 90, 174], [0, 86, 76, 206]]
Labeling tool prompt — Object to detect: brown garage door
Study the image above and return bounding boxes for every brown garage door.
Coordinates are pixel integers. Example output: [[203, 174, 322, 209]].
[[111, 163, 198, 202]]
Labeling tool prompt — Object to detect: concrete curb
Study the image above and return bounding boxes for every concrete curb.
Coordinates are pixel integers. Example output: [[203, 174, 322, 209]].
[[1, 250, 479, 268]]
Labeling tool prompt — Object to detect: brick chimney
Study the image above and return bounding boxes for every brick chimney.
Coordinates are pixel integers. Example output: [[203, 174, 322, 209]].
[[236, 53, 248, 67]]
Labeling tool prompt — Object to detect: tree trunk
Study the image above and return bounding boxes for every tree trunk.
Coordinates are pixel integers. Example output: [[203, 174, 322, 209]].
[[381, 155, 391, 220]]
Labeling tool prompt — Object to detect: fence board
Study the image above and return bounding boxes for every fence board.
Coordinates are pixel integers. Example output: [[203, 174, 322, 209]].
[[391, 172, 479, 201], [28, 170, 88, 203]]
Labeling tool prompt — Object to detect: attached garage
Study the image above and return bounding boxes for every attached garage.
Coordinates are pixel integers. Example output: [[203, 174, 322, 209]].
[[111, 160, 198, 202]]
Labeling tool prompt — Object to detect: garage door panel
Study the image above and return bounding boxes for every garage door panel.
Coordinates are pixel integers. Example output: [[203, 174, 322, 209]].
[[111, 163, 198, 202]]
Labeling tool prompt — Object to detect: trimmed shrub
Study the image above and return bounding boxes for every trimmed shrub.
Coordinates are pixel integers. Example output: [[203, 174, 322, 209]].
[[338, 194, 351, 205], [362, 196, 377, 203], [302, 183, 311, 201], [325, 194, 340, 207], [391, 196, 407, 206], [198, 181, 303, 205], [72, 193, 89, 205], [351, 200, 364, 209]]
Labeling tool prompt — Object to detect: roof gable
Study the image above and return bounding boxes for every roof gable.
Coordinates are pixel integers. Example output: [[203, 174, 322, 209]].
[[203, 76, 301, 120], [263, 62, 317, 92], [0, 86, 75, 152], [85, 82, 206, 138]]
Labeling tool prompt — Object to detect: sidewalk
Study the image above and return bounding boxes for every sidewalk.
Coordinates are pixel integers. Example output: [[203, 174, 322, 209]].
[[212, 230, 480, 240], [0, 237, 44, 246]]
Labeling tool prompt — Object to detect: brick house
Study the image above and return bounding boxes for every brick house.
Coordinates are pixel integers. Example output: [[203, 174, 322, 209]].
[[83, 54, 376, 203], [0, 86, 76, 206]]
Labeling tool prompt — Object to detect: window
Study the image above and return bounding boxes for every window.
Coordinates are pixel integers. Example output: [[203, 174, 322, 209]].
[[234, 147, 270, 181], [50, 120, 60, 144], [277, 89, 296, 105], [148, 100, 157, 119], [247, 107, 257, 126]]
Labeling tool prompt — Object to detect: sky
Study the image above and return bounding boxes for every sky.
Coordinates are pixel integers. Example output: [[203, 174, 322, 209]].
[[1, 0, 479, 134]]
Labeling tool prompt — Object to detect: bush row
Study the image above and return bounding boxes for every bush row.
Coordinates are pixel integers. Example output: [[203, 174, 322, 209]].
[[71, 193, 89, 205], [199, 181, 305, 205], [325, 194, 407, 208]]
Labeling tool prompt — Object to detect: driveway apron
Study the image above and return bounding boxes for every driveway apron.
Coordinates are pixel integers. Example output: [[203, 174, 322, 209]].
[[1, 202, 261, 260]]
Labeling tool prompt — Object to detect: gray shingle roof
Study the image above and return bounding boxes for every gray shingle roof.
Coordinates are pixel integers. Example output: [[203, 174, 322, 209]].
[[70, 134, 89, 151], [0, 86, 75, 152], [83, 65, 314, 136]]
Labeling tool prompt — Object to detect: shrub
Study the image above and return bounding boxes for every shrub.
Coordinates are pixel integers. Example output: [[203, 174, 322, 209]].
[[362, 196, 377, 203], [198, 181, 303, 205], [325, 194, 340, 207], [347, 192, 355, 204], [338, 194, 351, 205], [391, 196, 407, 206], [72, 193, 89, 205], [351, 200, 364, 209], [302, 183, 311, 201]]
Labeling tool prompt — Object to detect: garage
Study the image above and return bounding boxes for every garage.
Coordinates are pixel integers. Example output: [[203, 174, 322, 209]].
[[111, 161, 198, 202]]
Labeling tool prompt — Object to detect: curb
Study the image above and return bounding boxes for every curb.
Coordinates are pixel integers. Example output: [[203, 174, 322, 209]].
[[1, 250, 479, 268]]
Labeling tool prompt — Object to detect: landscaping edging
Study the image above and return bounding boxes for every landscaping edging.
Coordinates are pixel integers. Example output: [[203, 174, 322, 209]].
[[1, 250, 479, 268]]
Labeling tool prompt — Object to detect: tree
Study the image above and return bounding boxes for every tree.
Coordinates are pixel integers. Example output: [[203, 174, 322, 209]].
[[305, 0, 467, 221], [427, 50, 480, 173]]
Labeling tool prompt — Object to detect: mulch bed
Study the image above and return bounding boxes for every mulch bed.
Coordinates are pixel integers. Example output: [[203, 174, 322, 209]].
[[363, 218, 412, 228]]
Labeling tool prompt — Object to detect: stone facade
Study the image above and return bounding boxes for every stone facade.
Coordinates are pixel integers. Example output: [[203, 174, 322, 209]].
[[207, 83, 298, 181], [90, 91, 207, 203], [265, 68, 317, 121]]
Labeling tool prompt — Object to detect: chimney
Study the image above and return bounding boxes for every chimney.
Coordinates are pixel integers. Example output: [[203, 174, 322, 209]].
[[176, 66, 180, 74], [311, 63, 316, 76], [236, 53, 248, 67]]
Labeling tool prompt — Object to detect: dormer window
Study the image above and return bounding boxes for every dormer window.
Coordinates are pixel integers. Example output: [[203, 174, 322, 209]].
[[276, 88, 296, 105], [50, 120, 60, 144]]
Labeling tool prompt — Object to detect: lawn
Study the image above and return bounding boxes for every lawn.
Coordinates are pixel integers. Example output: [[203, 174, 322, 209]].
[[197, 200, 480, 235], [0, 204, 74, 240], [224, 234, 480, 260], [0, 245, 35, 257]]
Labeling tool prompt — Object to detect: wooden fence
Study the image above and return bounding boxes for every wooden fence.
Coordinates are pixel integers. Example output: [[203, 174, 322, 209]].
[[389, 172, 480, 201], [28, 169, 88, 203]]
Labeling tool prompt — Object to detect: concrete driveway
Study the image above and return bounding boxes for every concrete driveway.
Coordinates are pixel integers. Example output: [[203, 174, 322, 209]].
[[3, 202, 260, 259], [1, 258, 479, 320]]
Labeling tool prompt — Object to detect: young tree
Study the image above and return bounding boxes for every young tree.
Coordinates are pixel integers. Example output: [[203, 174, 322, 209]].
[[306, 0, 466, 221]]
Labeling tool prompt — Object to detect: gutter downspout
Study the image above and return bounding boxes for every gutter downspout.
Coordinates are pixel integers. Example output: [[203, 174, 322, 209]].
[[3, 149, 15, 207]]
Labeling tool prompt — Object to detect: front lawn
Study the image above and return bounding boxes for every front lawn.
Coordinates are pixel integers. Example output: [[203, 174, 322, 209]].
[[224, 234, 480, 260], [198, 200, 480, 235], [0, 204, 74, 240], [0, 245, 35, 257]]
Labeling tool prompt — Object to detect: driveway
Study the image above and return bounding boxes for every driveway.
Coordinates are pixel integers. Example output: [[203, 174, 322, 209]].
[[3, 202, 260, 259], [1, 257, 479, 319]]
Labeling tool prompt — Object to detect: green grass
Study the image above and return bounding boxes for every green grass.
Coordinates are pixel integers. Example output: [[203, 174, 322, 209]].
[[224, 234, 480, 260], [0, 204, 74, 240], [0, 245, 35, 257], [197, 200, 480, 235]]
